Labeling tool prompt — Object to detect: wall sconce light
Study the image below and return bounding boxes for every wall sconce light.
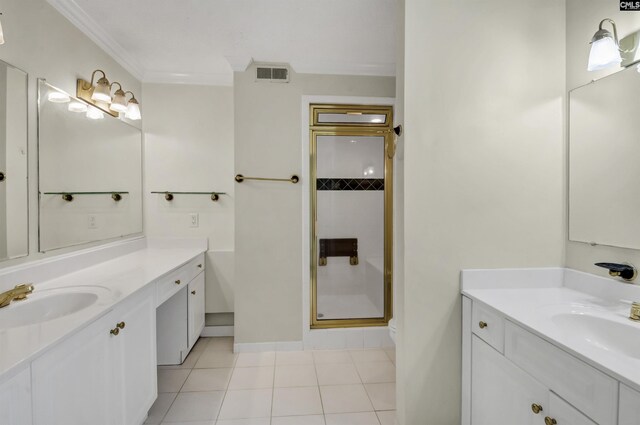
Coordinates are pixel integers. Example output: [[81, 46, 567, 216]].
[[77, 69, 141, 120], [0, 13, 5, 45], [588, 19, 624, 71]]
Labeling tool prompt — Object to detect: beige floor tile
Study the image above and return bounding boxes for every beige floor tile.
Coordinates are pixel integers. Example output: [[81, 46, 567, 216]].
[[192, 337, 210, 352], [376, 410, 397, 425], [181, 368, 233, 392], [355, 361, 396, 384], [215, 419, 270, 425], [158, 369, 191, 393], [349, 350, 389, 363], [195, 351, 238, 369], [320, 384, 374, 414], [274, 365, 318, 387], [228, 366, 274, 390], [163, 391, 225, 422], [162, 421, 215, 425], [275, 350, 314, 365], [235, 352, 276, 367], [272, 386, 323, 417], [325, 412, 381, 425], [313, 350, 353, 364], [218, 389, 273, 419], [365, 383, 396, 411], [316, 363, 361, 385], [159, 349, 204, 370], [271, 415, 325, 425], [206, 337, 234, 352], [145, 392, 177, 424]]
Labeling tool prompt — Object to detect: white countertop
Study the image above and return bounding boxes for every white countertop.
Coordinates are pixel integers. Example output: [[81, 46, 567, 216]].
[[0, 245, 204, 381], [463, 283, 640, 393]]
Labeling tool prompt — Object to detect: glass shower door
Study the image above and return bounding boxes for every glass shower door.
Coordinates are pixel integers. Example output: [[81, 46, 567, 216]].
[[314, 135, 386, 322]]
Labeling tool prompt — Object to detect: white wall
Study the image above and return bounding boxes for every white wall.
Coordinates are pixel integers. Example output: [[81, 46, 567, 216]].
[[234, 65, 395, 343], [565, 0, 640, 275], [143, 83, 235, 313], [0, 0, 141, 272], [402, 0, 565, 423]]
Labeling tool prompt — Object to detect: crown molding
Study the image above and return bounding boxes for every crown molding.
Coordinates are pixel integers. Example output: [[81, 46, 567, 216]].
[[143, 71, 233, 87], [47, 0, 145, 80], [290, 60, 396, 77]]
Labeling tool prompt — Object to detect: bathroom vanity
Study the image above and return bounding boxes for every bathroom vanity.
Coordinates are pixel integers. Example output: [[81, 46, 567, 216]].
[[0, 237, 206, 425], [461, 268, 640, 425]]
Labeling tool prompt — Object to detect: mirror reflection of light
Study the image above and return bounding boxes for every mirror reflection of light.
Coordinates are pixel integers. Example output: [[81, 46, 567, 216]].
[[371, 118, 383, 123], [86, 107, 104, 120], [48, 91, 70, 103], [68, 102, 88, 113], [363, 166, 375, 176]]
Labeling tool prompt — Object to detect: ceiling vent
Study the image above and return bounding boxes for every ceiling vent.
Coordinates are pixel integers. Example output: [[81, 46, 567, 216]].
[[255, 64, 290, 83]]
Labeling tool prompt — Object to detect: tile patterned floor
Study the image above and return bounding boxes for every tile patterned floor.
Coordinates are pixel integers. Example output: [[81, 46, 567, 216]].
[[146, 337, 397, 425]]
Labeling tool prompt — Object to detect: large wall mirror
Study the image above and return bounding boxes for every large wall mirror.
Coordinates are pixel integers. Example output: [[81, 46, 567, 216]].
[[0, 60, 28, 261], [569, 65, 640, 249], [38, 80, 142, 252]]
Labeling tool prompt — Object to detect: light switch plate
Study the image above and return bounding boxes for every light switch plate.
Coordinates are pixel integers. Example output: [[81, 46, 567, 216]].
[[189, 213, 199, 228], [88, 214, 97, 229]]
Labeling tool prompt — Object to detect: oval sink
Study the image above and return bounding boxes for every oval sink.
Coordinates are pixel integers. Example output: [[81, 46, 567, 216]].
[[552, 313, 640, 359], [0, 288, 104, 330]]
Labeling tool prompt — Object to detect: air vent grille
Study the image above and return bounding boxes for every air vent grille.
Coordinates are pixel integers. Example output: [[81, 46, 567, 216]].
[[255, 65, 289, 83]]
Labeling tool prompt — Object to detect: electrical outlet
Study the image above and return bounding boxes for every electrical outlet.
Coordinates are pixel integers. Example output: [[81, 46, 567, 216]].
[[189, 213, 199, 228], [88, 214, 97, 229]]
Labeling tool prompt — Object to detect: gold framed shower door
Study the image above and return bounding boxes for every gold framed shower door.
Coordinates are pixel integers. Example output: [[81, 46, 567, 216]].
[[310, 104, 394, 329]]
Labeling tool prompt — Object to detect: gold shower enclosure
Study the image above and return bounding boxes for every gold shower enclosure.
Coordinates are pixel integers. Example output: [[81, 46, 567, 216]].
[[309, 104, 394, 329]]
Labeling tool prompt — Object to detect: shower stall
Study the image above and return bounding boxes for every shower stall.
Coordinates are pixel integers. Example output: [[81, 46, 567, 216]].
[[309, 104, 393, 328]]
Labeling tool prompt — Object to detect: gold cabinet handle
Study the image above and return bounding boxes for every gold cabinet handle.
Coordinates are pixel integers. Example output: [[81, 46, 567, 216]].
[[191, 290, 196, 295], [531, 403, 543, 414], [545, 417, 557, 425], [117, 321, 125, 329], [175, 279, 181, 285], [479, 321, 488, 329], [110, 327, 120, 336]]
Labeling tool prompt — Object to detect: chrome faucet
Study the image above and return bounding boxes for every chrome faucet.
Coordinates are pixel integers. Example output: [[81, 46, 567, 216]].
[[0, 284, 34, 308]]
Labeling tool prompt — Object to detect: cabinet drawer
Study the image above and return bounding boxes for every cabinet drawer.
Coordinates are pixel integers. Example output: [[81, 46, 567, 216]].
[[156, 254, 205, 307], [504, 321, 618, 425], [472, 301, 505, 353], [619, 384, 640, 425]]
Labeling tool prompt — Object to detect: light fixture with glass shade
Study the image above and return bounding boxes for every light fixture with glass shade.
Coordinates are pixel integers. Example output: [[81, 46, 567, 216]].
[[588, 18, 623, 71], [124, 91, 141, 121], [76, 69, 141, 118], [0, 13, 5, 45], [109, 82, 128, 114]]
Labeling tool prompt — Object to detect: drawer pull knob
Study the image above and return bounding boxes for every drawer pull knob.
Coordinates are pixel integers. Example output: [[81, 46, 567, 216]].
[[117, 321, 126, 330], [110, 327, 120, 336], [478, 321, 488, 329], [175, 279, 181, 285], [191, 290, 196, 295], [531, 403, 543, 414], [544, 417, 557, 425], [197, 264, 203, 268]]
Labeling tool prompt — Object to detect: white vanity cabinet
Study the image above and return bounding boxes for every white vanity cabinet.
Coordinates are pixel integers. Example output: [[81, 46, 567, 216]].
[[32, 284, 156, 425], [0, 367, 32, 425], [464, 296, 628, 425], [188, 272, 206, 349]]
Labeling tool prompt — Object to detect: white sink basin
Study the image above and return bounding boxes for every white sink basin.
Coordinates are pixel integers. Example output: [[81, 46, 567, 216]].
[[552, 313, 640, 359], [0, 286, 110, 330]]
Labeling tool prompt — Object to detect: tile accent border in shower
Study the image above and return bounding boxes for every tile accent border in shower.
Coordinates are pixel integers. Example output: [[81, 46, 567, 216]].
[[317, 178, 385, 191]]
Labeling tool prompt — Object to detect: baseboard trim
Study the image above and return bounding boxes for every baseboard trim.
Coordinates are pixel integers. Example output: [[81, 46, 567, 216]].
[[201, 325, 234, 337]]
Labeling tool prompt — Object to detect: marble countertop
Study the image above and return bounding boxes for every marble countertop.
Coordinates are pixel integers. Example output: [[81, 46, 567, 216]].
[[463, 285, 640, 392], [0, 245, 204, 381]]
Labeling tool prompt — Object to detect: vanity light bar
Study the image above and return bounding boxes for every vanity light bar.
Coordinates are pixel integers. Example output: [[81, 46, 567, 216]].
[[76, 70, 141, 120]]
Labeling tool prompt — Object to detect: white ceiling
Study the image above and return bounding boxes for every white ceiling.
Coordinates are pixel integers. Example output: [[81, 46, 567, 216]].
[[48, 0, 396, 86]]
